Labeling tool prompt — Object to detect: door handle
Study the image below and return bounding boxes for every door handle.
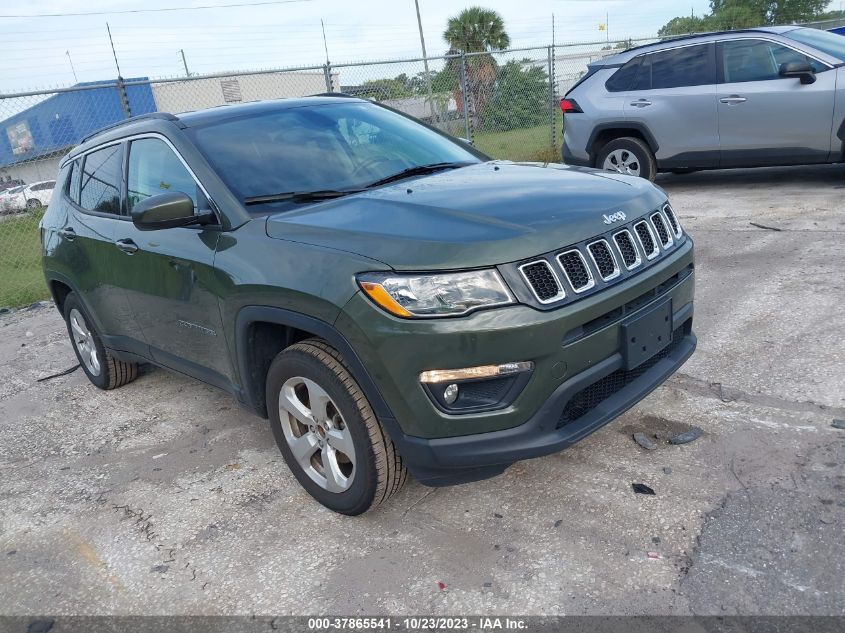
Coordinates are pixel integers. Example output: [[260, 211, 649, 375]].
[[59, 227, 76, 241], [630, 99, 652, 107], [720, 96, 747, 104], [114, 238, 139, 254]]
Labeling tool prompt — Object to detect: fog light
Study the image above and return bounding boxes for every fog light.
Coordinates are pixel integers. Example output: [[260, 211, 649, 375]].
[[443, 383, 459, 404]]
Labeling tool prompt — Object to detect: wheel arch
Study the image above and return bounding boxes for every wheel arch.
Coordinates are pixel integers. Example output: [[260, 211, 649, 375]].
[[587, 123, 659, 165], [234, 306, 397, 426]]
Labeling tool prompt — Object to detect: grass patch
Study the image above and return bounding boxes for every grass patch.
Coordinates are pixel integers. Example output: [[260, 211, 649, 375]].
[[473, 111, 563, 162], [0, 210, 48, 309]]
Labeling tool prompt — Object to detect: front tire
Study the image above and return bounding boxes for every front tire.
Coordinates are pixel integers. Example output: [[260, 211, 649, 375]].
[[596, 137, 656, 181], [266, 339, 407, 515], [63, 293, 138, 390], [26, 198, 42, 211]]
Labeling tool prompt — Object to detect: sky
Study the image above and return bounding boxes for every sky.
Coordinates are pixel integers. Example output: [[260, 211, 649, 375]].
[[0, 0, 828, 93]]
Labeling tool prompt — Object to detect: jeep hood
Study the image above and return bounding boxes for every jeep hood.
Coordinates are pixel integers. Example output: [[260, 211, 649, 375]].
[[265, 161, 667, 270]]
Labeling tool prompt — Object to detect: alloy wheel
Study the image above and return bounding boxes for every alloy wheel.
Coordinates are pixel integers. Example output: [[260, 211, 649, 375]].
[[603, 149, 641, 177], [278, 376, 356, 493], [68, 308, 101, 376]]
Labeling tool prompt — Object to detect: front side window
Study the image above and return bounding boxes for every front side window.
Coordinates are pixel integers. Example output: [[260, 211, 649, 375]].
[[186, 101, 481, 209], [721, 39, 826, 83], [648, 44, 714, 89], [79, 145, 122, 214], [127, 138, 198, 212]]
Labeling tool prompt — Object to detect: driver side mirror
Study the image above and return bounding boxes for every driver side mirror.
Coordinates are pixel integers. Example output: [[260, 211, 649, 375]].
[[779, 61, 816, 85], [131, 192, 214, 231]]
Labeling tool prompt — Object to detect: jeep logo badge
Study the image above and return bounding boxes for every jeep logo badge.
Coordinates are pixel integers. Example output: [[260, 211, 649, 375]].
[[602, 211, 626, 225]]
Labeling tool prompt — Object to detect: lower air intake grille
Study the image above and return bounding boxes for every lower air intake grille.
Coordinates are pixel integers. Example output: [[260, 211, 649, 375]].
[[587, 240, 618, 280], [558, 250, 594, 292], [613, 230, 639, 269], [520, 260, 563, 303], [634, 221, 658, 258], [651, 212, 671, 247], [556, 325, 685, 429]]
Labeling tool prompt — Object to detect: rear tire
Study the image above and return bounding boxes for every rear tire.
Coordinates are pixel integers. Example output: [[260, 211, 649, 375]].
[[63, 292, 138, 390], [266, 339, 407, 515], [596, 137, 656, 181], [26, 198, 42, 211]]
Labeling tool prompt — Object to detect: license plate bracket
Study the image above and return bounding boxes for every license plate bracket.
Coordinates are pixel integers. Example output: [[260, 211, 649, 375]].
[[622, 299, 672, 371]]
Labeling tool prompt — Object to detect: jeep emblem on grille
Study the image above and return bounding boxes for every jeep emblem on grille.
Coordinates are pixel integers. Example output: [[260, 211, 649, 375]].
[[602, 211, 626, 225]]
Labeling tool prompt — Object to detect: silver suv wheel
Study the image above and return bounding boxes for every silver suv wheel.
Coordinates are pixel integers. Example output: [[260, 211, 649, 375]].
[[602, 149, 641, 176], [68, 308, 101, 376], [279, 376, 356, 492]]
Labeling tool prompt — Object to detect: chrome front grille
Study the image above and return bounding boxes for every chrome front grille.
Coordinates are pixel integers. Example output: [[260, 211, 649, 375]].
[[515, 204, 687, 308], [557, 249, 595, 293], [634, 220, 659, 260], [587, 239, 620, 281], [519, 260, 565, 304]]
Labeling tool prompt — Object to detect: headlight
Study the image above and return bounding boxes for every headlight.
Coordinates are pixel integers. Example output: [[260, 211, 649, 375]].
[[357, 270, 514, 318]]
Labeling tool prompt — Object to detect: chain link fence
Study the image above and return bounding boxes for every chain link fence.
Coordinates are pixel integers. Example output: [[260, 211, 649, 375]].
[[0, 37, 647, 308]]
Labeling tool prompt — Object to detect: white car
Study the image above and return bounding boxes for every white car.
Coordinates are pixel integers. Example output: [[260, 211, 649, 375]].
[[0, 180, 55, 213]]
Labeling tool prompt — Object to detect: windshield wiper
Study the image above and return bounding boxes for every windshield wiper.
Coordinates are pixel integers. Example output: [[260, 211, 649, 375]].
[[363, 162, 473, 189], [243, 189, 365, 206]]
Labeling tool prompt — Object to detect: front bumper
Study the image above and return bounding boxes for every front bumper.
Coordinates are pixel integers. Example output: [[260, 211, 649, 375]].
[[335, 239, 696, 485], [401, 305, 694, 485]]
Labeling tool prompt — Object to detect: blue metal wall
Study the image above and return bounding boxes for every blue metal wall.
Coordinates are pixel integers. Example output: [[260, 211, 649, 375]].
[[0, 79, 156, 168]]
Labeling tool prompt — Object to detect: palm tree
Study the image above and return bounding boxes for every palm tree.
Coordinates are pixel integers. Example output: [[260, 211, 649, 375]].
[[443, 7, 510, 53], [442, 7, 511, 131]]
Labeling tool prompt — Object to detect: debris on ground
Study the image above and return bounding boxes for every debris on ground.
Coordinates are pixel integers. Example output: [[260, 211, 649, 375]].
[[832, 419, 845, 430], [151, 565, 169, 573], [632, 483, 656, 495], [669, 426, 703, 445], [633, 432, 658, 450], [663, 467, 673, 475], [36, 365, 80, 383], [647, 551, 660, 559], [553, 519, 563, 528], [436, 581, 446, 591], [493, 512, 503, 518], [749, 221, 783, 231]]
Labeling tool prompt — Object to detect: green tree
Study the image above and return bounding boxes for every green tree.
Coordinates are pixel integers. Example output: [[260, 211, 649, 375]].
[[482, 60, 549, 132], [658, 0, 831, 37]]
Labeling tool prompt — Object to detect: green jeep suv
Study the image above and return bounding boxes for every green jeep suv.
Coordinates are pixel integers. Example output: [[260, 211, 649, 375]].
[[41, 96, 696, 514]]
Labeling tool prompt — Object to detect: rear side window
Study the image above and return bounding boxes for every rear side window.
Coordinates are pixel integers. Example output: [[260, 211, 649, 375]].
[[67, 160, 81, 204], [649, 44, 714, 89], [79, 145, 122, 214], [605, 57, 644, 92]]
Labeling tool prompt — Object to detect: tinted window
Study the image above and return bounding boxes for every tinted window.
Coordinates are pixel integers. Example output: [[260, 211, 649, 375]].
[[784, 27, 845, 62], [80, 145, 122, 214], [649, 44, 714, 89], [127, 138, 198, 212], [605, 57, 643, 92], [186, 102, 480, 208], [721, 39, 826, 83], [68, 160, 81, 204]]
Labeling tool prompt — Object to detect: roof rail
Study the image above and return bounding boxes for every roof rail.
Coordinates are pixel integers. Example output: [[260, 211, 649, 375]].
[[310, 92, 359, 98], [619, 28, 771, 55], [80, 112, 179, 144]]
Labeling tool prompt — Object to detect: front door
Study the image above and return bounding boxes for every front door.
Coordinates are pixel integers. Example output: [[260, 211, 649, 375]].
[[717, 38, 836, 167], [113, 136, 232, 385]]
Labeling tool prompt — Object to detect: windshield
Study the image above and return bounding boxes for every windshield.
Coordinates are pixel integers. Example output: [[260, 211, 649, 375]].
[[784, 28, 845, 62], [187, 102, 482, 207]]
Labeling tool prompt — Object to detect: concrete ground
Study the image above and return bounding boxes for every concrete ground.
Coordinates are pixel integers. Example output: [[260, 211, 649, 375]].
[[1, 164, 843, 616]]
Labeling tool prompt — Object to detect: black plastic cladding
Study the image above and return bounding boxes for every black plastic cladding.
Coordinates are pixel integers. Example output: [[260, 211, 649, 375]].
[[502, 207, 686, 311]]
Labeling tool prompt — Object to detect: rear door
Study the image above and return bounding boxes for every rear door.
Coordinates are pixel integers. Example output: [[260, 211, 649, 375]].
[[717, 38, 836, 166], [622, 42, 719, 168], [64, 146, 145, 352]]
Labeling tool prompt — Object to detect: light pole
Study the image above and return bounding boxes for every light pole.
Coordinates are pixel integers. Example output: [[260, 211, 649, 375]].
[[414, 0, 437, 122]]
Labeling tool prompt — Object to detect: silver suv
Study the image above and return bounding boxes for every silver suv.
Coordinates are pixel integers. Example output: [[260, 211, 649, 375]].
[[561, 26, 845, 180]]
